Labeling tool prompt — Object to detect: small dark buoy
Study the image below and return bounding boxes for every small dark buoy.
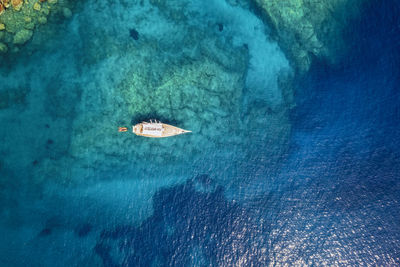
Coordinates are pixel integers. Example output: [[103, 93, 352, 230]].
[[45, 124, 50, 128], [129, 28, 139, 41], [32, 160, 39, 166], [217, 23, 224, 32], [47, 139, 54, 145]]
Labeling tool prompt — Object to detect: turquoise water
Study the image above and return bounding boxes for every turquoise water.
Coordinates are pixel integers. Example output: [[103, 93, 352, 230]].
[[0, 0, 399, 266]]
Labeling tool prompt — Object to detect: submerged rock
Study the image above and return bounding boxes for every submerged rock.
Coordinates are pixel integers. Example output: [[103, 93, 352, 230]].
[[38, 16, 47, 24], [38, 228, 52, 237], [74, 223, 93, 237], [0, 0, 74, 55], [0, 85, 30, 109], [0, 42, 7, 52], [129, 28, 139, 40], [13, 28, 32, 44], [252, 0, 365, 72], [62, 7, 72, 19]]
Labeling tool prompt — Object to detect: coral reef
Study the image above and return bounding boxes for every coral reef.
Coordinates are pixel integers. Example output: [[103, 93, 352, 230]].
[[0, 2, 294, 213], [0, 0, 73, 54], [31, 0, 293, 184], [68, 38, 251, 176], [252, 0, 365, 72], [13, 28, 32, 44]]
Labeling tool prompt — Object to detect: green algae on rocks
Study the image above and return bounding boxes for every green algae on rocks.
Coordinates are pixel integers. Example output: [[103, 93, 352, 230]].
[[252, 0, 365, 72], [0, 0, 73, 54], [13, 28, 32, 44], [0, 41, 7, 52]]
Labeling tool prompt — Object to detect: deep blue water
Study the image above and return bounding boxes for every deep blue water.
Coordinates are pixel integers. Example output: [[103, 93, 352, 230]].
[[0, 0, 399, 266]]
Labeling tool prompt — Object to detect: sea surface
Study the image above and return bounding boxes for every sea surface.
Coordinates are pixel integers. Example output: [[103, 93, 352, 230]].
[[0, 0, 399, 266]]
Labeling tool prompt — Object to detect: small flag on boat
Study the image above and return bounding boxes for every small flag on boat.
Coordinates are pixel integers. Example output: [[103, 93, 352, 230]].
[[118, 127, 128, 132]]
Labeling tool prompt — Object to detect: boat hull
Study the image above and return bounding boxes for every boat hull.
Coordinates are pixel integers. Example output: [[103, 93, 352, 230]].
[[132, 122, 191, 138]]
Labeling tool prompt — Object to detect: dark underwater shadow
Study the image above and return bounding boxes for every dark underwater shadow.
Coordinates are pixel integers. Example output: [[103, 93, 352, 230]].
[[270, 0, 400, 263], [94, 175, 272, 267]]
